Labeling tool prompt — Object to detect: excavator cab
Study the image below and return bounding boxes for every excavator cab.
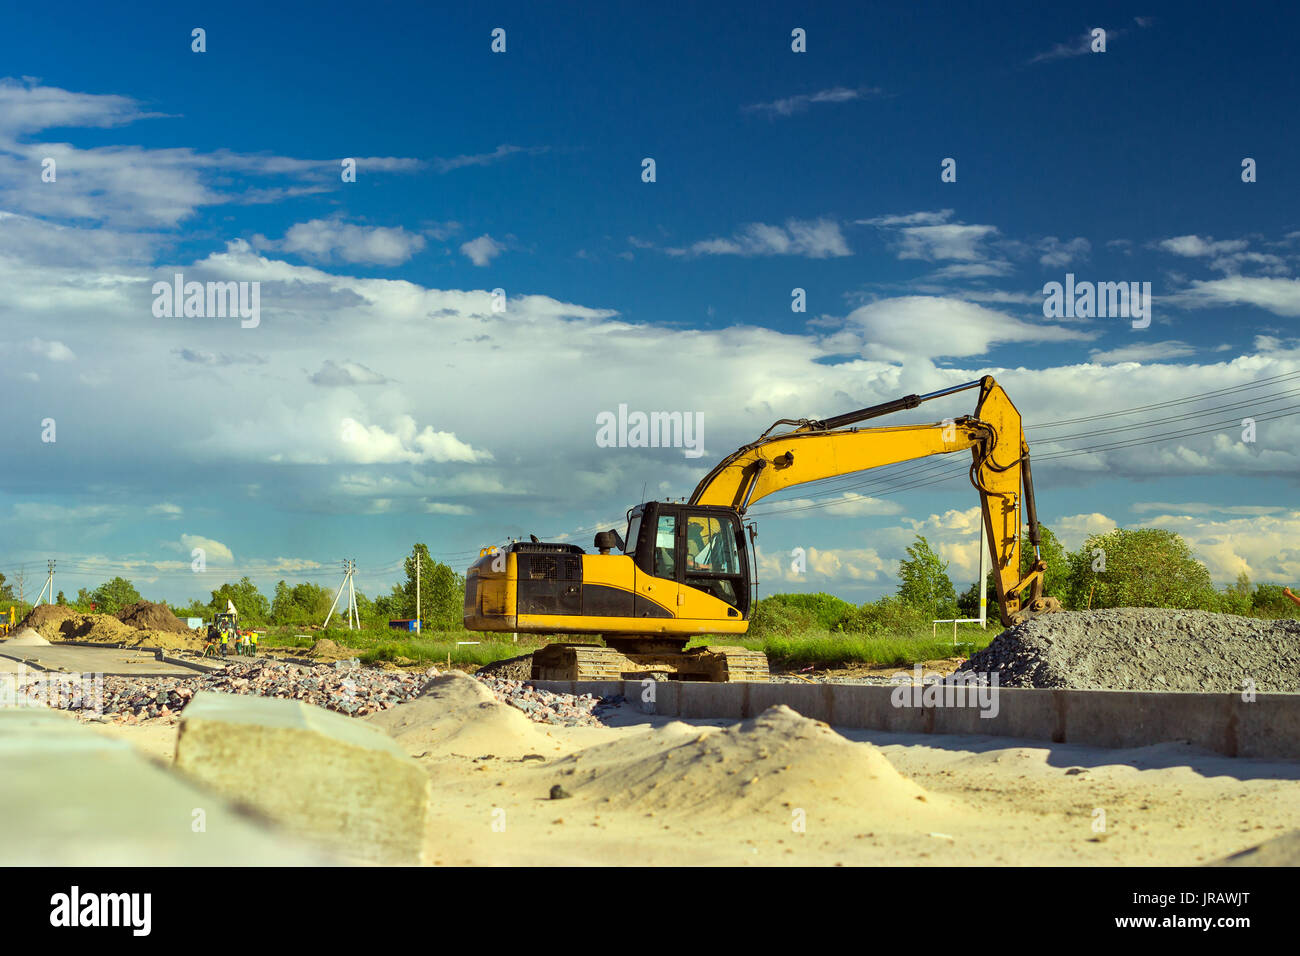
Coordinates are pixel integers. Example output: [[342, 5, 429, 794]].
[[622, 502, 751, 617]]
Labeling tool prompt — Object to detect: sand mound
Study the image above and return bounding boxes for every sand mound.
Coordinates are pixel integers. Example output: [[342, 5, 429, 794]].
[[960, 608, 1300, 692], [1213, 830, 1300, 866], [366, 671, 555, 758], [555, 705, 949, 824], [117, 601, 189, 633], [5, 627, 51, 646]]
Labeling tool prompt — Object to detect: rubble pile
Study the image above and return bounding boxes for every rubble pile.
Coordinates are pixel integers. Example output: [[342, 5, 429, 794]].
[[25, 659, 623, 727], [477, 675, 623, 727]]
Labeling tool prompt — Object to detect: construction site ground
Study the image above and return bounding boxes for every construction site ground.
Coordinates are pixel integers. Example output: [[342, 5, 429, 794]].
[[85, 694, 1300, 866]]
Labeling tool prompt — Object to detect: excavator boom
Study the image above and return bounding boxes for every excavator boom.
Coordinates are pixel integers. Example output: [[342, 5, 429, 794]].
[[688, 376, 1056, 626]]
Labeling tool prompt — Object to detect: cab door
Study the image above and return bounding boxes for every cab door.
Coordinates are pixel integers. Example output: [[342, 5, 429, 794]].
[[681, 510, 749, 616]]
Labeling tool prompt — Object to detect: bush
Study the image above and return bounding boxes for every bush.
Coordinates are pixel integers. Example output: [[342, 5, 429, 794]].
[[837, 595, 932, 635], [747, 598, 819, 637], [1065, 528, 1216, 610], [758, 592, 856, 631]]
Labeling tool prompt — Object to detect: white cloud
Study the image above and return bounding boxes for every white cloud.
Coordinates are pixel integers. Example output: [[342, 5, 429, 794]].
[[433, 144, 548, 174], [28, 337, 74, 361], [838, 296, 1092, 360], [743, 86, 883, 117], [337, 416, 490, 465], [1055, 513, 1120, 551], [1089, 340, 1196, 363], [310, 360, 390, 387], [670, 218, 850, 259], [460, 234, 504, 267], [276, 218, 426, 265], [180, 534, 233, 563], [1176, 277, 1300, 316]]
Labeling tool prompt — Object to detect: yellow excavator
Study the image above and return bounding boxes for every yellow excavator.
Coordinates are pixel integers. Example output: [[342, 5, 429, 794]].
[[464, 376, 1061, 681]]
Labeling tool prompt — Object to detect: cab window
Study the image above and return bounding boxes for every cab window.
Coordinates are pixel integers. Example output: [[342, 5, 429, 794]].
[[685, 516, 740, 575], [653, 514, 676, 578]]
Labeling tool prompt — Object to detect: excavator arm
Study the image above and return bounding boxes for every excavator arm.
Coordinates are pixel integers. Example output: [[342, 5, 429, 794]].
[[689, 376, 1059, 626]]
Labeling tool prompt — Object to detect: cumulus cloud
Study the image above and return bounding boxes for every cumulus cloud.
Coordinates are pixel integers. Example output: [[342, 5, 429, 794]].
[[180, 533, 234, 563], [274, 218, 426, 265], [460, 234, 504, 267], [838, 296, 1092, 360]]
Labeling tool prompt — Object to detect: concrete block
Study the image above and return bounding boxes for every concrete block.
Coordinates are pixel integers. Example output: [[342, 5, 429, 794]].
[[1059, 690, 1236, 752], [0, 708, 325, 865], [175, 691, 431, 864], [1231, 694, 1300, 761], [676, 681, 745, 720]]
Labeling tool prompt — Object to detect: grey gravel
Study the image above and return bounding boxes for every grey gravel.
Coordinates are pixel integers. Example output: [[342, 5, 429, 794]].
[[957, 608, 1300, 692]]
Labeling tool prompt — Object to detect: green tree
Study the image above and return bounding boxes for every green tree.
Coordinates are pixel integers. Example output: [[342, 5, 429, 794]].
[[55, 590, 66, 605], [90, 577, 142, 615], [271, 580, 335, 625], [896, 535, 957, 619], [1065, 528, 1215, 609], [0, 572, 14, 603], [402, 544, 465, 631], [207, 577, 270, 625]]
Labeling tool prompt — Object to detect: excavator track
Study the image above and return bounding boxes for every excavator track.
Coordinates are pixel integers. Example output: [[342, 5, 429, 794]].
[[530, 644, 631, 681], [529, 641, 770, 682]]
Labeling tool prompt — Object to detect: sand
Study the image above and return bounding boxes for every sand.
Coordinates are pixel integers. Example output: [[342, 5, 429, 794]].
[[82, 691, 1300, 866], [366, 672, 560, 759], [4, 628, 51, 646]]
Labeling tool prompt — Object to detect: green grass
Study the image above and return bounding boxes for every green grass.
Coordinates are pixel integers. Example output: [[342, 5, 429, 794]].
[[254, 624, 539, 668], [254, 621, 994, 671], [686, 624, 996, 668]]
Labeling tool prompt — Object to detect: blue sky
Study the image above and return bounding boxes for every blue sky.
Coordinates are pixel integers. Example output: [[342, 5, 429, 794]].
[[1, 0, 1299, 606]]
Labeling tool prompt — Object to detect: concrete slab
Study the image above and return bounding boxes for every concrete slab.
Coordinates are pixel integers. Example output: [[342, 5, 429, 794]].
[[0, 708, 328, 865], [175, 691, 431, 864], [528, 679, 1300, 761], [0, 644, 199, 676]]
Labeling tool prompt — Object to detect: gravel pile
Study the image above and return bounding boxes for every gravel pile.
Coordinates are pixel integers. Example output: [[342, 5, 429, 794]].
[[22, 658, 624, 726], [477, 675, 623, 726], [958, 608, 1300, 692]]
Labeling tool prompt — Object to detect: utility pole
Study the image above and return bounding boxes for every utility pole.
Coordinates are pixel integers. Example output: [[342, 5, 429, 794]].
[[323, 559, 358, 630], [34, 560, 55, 606], [15, 570, 25, 605], [415, 546, 421, 635], [978, 521, 988, 628]]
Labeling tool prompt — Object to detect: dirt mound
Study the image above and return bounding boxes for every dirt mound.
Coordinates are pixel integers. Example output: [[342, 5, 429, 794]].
[[1213, 830, 1300, 866], [117, 601, 189, 633], [553, 705, 952, 824], [366, 671, 555, 758], [18, 604, 78, 636], [475, 653, 533, 681], [959, 609, 1300, 692], [307, 638, 354, 660], [5, 627, 51, 646], [18, 605, 203, 650]]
